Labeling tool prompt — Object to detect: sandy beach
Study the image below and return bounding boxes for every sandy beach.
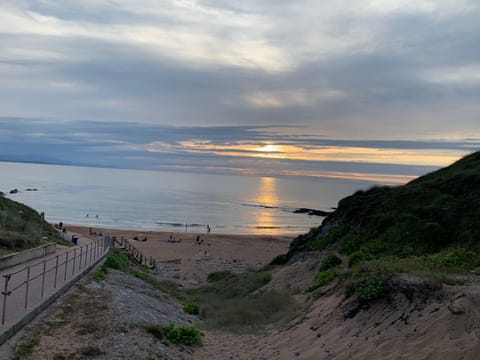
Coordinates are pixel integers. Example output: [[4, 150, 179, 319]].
[[66, 225, 293, 285]]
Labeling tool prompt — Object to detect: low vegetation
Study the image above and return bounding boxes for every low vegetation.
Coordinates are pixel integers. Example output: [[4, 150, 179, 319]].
[[145, 324, 202, 347], [15, 335, 40, 359], [0, 195, 67, 250], [279, 151, 480, 301], [187, 270, 295, 333], [96, 249, 182, 298]]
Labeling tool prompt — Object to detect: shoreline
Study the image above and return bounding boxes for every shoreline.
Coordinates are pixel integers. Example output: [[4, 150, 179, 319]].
[[65, 224, 294, 285]]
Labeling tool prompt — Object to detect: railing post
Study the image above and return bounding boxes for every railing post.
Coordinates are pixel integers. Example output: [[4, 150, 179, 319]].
[[24, 266, 30, 309], [41, 259, 46, 298], [1, 274, 11, 325], [54, 255, 59, 289], [72, 249, 76, 276], [85, 244, 88, 267], [64, 252, 69, 281], [79, 246, 83, 271], [90, 242, 93, 263]]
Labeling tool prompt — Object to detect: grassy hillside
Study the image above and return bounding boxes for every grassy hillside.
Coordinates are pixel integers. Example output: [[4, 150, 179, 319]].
[[275, 150, 480, 296], [0, 194, 65, 250]]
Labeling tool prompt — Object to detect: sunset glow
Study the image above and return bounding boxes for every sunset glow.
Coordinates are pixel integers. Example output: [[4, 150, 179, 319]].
[[167, 140, 465, 168]]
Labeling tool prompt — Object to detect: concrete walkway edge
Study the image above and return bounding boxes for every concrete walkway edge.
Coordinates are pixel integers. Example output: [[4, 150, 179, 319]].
[[0, 248, 110, 346]]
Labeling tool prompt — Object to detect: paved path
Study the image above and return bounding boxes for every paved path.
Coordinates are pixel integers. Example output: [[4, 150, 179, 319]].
[[0, 233, 108, 331]]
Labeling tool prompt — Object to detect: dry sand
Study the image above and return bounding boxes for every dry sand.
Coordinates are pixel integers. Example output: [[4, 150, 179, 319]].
[[66, 225, 292, 285]]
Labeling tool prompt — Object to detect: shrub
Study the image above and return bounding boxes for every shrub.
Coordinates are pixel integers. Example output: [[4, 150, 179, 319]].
[[358, 277, 385, 301], [314, 268, 340, 287], [348, 249, 374, 267], [163, 324, 202, 346], [145, 325, 164, 340], [318, 255, 342, 271], [270, 253, 289, 265], [423, 248, 480, 272], [183, 301, 200, 315], [307, 224, 350, 251], [93, 267, 107, 282]]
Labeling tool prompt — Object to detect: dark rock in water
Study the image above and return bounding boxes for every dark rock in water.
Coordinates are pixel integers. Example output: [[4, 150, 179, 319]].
[[0, 191, 4, 197], [9, 189, 19, 194], [25, 188, 38, 191], [294, 208, 331, 217]]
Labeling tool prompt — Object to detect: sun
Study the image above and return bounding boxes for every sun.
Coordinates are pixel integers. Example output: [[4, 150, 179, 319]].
[[254, 144, 285, 158], [257, 144, 281, 153]]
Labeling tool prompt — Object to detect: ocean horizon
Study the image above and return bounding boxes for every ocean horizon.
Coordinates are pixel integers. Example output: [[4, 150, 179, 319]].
[[0, 161, 373, 235]]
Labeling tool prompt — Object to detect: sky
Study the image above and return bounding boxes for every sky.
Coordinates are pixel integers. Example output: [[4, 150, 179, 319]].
[[1, 1, 479, 184]]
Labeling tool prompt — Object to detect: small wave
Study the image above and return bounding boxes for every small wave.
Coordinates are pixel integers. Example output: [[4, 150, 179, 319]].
[[241, 203, 279, 209], [156, 222, 184, 227], [156, 222, 206, 228]]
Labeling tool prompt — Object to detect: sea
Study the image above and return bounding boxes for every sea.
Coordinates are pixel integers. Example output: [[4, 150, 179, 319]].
[[0, 161, 371, 236]]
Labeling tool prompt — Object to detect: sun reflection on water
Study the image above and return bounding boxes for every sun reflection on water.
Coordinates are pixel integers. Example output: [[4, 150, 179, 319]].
[[254, 177, 279, 235]]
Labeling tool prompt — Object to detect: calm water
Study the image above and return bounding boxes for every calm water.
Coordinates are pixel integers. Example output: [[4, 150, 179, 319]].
[[0, 162, 369, 235]]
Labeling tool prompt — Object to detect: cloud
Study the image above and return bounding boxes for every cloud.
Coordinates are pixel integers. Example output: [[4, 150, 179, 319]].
[[0, 0, 479, 142]]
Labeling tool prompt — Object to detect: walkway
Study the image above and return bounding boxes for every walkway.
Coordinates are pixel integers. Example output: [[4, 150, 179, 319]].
[[0, 234, 110, 342]]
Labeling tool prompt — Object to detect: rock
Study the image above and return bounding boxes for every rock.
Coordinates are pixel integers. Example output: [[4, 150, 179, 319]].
[[448, 294, 466, 315], [293, 208, 331, 216], [9, 188, 18, 194], [25, 188, 38, 191]]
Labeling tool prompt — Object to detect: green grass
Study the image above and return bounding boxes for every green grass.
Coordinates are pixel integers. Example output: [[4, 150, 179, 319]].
[[0, 196, 67, 250], [98, 249, 184, 301], [103, 249, 130, 271], [15, 335, 40, 359], [187, 270, 295, 333], [145, 324, 202, 346], [93, 267, 107, 282], [129, 269, 182, 298]]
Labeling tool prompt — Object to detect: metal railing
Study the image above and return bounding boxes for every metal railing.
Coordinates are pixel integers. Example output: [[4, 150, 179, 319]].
[[0, 237, 111, 326], [112, 236, 156, 269]]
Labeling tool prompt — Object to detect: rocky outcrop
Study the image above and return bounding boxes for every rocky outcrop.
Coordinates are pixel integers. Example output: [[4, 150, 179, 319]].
[[293, 208, 331, 216]]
